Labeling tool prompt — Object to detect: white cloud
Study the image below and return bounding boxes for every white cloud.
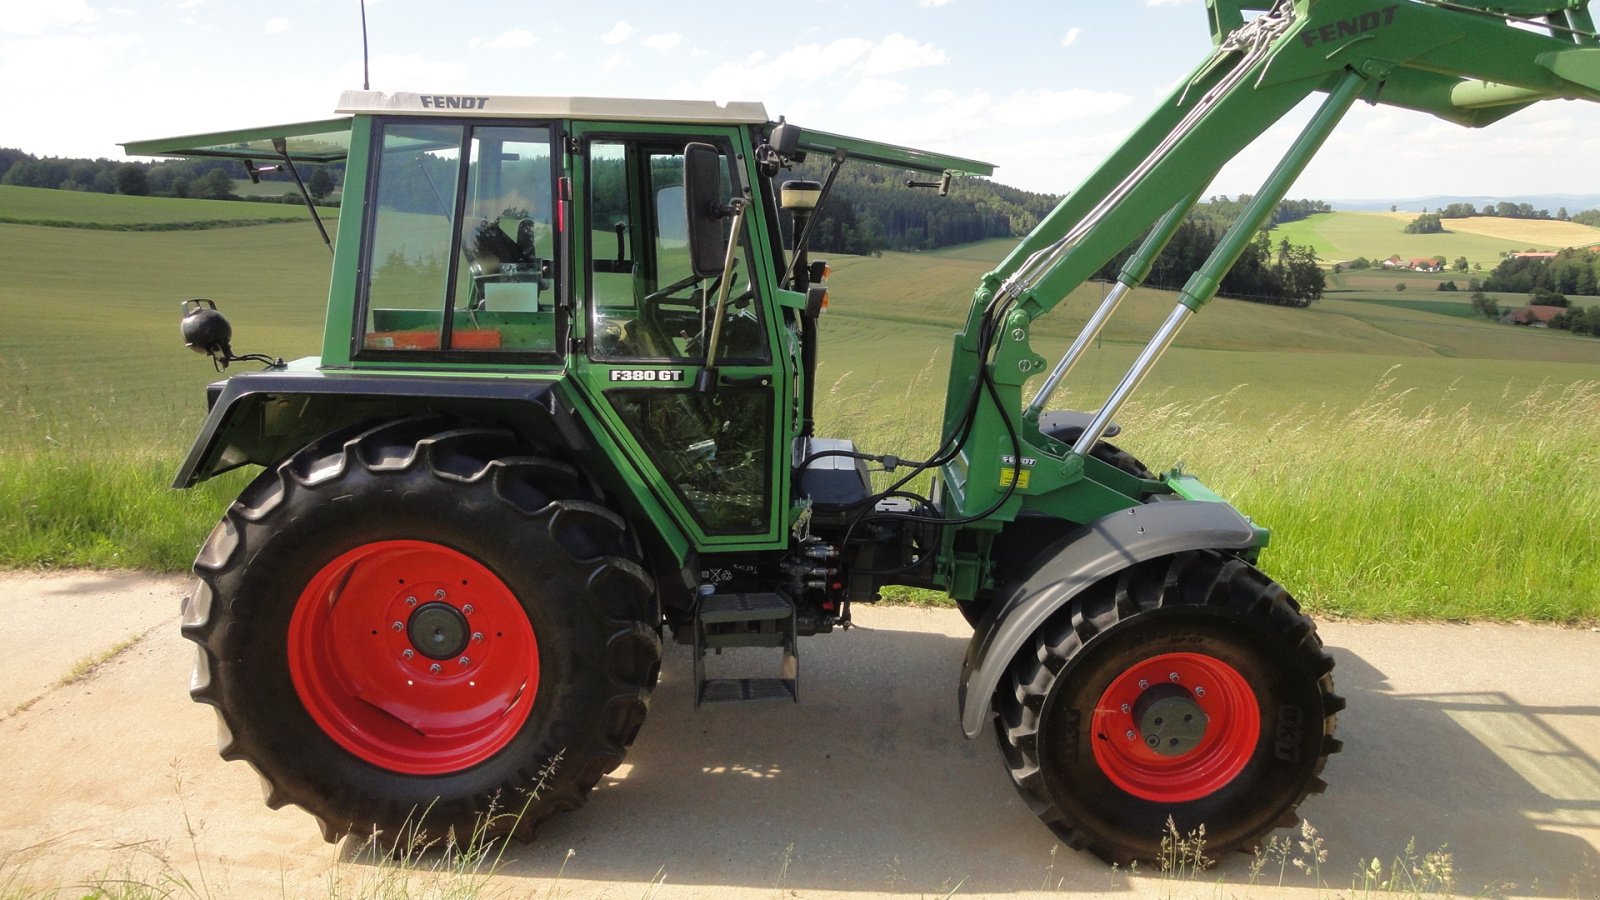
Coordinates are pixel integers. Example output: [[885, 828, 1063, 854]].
[[862, 33, 946, 76], [992, 88, 1133, 127], [642, 32, 684, 52], [2, 0, 98, 35], [334, 53, 471, 94], [923, 88, 957, 104], [805, 37, 875, 74], [477, 28, 538, 50], [601, 21, 634, 44], [841, 78, 910, 112], [602, 52, 628, 72], [919, 0, 951, 6], [698, 37, 871, 97], [1145, 0, 1197, 5], [1062, 26, 1082, 46], [264, 17, 289, 35]]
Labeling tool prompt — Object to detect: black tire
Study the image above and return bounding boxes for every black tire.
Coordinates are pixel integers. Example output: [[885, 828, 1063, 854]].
[[1088, 440, 1154, 481], [994, 550, 1341, 864], [182, 418, 660, 845]]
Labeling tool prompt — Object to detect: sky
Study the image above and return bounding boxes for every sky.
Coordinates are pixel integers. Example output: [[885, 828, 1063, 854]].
[[4, 0, 1599, 203]]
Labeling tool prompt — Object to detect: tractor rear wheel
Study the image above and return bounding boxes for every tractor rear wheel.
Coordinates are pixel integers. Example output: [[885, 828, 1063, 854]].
[[182, 419, 660, 845], [994, 550, 1341, 863]]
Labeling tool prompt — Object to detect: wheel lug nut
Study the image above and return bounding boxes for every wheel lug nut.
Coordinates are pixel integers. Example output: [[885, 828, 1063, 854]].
[[402, 649, 414, 660], [458, 656, 470, 667], [472, 632, 484, 643], [1169, 672, 1180, 682], [429, 663, 442, 675], [1120, 703, 1131, 714], [1138, 679, 1149, 690], [462, 604, 474, 615], [1125, 730, 1137, 741], [1194, 687, 1206, 697], [1147, 736, 1159, 747], [391, 621, 404, 632], [435, 589, 447, 600], [405, 596, 417, 606]]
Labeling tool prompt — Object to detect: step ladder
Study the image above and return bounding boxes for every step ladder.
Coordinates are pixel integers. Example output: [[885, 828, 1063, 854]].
[[693, 591, 798, 707]]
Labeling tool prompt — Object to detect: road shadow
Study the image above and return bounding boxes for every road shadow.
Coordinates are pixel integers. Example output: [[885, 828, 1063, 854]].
[[340, 613, 1599, 896], [1271, 644, 1600, 897]]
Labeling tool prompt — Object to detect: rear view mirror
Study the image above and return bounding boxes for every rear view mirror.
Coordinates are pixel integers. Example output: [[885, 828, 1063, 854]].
[[683, 143, 726, 278]]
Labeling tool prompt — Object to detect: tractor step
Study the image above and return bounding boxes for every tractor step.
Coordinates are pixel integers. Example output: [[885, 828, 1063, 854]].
[[698, 676, 797, 706], [693, 591, 799, 707]]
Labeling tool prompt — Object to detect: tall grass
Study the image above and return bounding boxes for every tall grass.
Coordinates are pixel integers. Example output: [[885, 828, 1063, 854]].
[[0, 378, 243, 570], [822, 362, 1600, 622], [1130, 373, 1600, 620]]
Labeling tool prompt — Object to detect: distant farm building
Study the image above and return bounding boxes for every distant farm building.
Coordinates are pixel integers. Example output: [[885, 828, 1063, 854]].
[[1408, 258, 1443, 272], [1499, 305, 1567, 327], [1381, 255, 1405, 268]]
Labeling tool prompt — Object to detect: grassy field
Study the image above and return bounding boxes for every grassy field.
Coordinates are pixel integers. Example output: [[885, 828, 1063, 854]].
[[1268, 210, 1600, 270], [0, 184, 320, 227], [2, 193, 1598, 621]]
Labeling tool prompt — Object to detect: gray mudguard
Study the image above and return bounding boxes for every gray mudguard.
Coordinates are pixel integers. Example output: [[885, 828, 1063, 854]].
[[958, 499, 1257, 738]]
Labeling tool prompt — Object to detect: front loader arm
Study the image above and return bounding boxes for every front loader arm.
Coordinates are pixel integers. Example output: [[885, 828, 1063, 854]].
[[937, 0, 1600, 534]]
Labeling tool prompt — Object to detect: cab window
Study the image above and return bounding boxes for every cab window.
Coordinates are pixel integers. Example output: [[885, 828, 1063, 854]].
[[359, 121, 559, 357], [586, 139, 767, 364]]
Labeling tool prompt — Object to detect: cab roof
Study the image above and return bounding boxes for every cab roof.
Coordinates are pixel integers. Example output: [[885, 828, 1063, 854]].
[[122, 91, 994, 177]]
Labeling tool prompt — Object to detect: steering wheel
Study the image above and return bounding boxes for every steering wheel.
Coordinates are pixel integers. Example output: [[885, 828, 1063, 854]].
[[641, 272, 712, 309]]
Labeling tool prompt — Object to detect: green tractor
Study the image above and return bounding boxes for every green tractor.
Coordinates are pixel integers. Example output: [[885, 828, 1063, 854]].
[[133, 0, 1600, 863]]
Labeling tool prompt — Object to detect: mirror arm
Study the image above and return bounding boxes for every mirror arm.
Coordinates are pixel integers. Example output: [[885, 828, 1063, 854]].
[[694, 199, 748, 393]]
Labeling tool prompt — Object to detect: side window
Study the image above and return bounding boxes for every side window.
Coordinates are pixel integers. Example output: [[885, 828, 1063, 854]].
[[588, 140, 767, 363], [360, 122, 559, 356], [608, 389, 773, 534]]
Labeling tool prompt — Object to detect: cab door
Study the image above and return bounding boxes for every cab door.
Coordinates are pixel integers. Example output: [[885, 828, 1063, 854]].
[[570, 123, 790, 549]]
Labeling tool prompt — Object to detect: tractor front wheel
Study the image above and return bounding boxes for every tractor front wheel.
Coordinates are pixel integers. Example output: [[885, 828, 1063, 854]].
[[995, 550, 1341, 863], [182, 419, 660, 844]]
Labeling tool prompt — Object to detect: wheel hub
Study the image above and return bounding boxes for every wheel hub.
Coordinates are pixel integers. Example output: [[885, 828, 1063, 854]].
[[408, 602, 470, 660], [1132, 684, 1207, 756]]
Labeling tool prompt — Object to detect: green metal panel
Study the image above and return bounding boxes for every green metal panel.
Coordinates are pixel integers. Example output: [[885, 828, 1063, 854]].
[[320, 116, 372, 367]]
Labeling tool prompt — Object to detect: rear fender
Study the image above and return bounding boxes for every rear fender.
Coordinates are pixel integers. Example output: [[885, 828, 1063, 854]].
[[174, 370, 584, 488], [957, 499, 1257, 738]]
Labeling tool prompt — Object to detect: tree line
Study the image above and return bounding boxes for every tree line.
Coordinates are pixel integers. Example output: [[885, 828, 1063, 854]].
[[0, 147, 340, 203], [1482, 246, 1600, 296], [782, 161, 1059, 255], [787, 171, 1327, 305], [1086, 196, 1327, 307], [1437, 201, 1565, 220]]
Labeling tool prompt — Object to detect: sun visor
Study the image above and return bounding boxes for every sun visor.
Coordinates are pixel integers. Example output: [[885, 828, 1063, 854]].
[[793, 128, 994, 177], [121, 118, 354, 164]]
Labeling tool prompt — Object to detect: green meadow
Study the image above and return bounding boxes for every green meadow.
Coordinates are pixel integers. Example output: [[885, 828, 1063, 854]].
[[1269, 209, 1600, 269], [1, 191, 1597, 621]]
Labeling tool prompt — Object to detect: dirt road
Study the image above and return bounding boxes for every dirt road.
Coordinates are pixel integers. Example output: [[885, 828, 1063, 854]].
[[0, 570, 1595, 898]]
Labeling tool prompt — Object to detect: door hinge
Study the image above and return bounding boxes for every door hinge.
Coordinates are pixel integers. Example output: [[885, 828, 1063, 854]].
[[569, 336, 588, 355]]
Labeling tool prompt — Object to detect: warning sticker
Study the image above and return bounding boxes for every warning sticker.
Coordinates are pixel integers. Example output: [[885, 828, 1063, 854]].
[[999, 467, 1031, 490]]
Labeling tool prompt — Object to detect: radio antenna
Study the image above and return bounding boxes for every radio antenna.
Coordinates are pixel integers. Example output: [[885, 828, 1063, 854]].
[[360, 0, 371, 90]]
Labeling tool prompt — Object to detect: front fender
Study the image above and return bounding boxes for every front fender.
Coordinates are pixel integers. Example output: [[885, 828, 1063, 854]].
[[957, 499, 1257, 738]]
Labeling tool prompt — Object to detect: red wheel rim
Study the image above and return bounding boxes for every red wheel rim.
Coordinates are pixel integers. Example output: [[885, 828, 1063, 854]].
[[1090, 652, 1259, 802], [288, 540, 538, 775]]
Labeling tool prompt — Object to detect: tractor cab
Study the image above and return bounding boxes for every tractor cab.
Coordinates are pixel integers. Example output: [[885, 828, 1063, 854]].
[[131, 89, 993, 595]]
